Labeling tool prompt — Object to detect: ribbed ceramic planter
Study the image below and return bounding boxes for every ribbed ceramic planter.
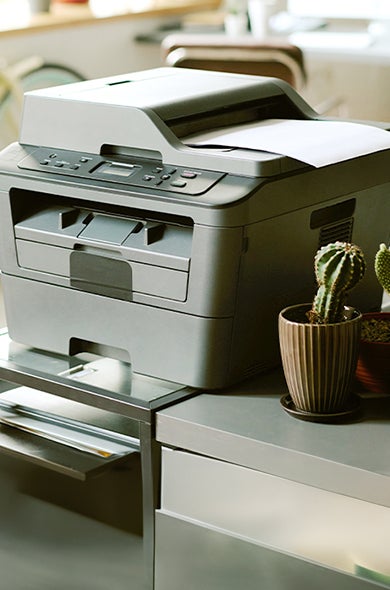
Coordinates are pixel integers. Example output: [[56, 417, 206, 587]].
[[279, 303, 362, 419], [355, 312, 390, 394]]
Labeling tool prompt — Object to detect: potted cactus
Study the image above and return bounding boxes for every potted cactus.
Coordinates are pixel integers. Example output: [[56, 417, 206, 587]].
[[355, 243, 390, 394], [278, 241, 366, 422]]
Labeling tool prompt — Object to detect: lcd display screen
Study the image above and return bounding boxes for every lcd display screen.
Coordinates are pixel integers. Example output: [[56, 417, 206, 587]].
[[95, 162, 138, 177]]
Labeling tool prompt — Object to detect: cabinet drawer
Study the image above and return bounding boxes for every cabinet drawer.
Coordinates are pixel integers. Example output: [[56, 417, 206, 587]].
[[161, 448, 390, 581], [155, 512, 384, 590]]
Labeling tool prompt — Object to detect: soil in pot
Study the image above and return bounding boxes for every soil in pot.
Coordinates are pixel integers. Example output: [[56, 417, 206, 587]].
[[355, 312, 390, 394]]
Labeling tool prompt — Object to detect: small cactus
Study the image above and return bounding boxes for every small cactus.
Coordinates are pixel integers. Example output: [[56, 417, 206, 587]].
[[308, 241, 366, 324], [374, 243, 390, 295]]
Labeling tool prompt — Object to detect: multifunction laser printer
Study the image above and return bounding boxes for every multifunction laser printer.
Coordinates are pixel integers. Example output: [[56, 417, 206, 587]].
[[0, 68, 389, 389]]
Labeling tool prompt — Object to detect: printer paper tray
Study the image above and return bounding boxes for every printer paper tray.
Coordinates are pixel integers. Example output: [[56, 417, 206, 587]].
[[12, 192, 192, 302], [16, 239, 188, 302]]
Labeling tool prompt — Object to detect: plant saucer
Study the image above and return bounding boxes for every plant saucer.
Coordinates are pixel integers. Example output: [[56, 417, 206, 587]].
[[280, 394, 361, 423]]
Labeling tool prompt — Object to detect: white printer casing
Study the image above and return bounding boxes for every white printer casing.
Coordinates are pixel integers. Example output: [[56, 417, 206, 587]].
[[0, 68, 388, 388]]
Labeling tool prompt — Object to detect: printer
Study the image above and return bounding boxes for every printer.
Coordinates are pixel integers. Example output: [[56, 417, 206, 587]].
[[0, 67, 389, 389]]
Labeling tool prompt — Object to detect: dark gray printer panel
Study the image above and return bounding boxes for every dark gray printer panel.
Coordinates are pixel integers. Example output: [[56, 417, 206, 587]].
[[18, 148, 225, 196]]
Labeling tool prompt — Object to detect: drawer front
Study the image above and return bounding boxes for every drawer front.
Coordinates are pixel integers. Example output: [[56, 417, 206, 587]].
[[161, 448, 390, 578], [155, 512, 382, 590]]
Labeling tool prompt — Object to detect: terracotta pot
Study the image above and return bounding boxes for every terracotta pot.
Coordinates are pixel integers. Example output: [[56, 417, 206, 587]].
[[279, 303, 362, 418], [355, 312, 390, 394]]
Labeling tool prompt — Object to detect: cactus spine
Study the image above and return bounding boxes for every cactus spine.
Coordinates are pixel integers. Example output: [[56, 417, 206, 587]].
[[374, 243, 390, 295], [309, 242, 366, 324]]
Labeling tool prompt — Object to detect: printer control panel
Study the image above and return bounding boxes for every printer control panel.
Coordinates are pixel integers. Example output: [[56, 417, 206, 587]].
[[18, 148, 225, 196]]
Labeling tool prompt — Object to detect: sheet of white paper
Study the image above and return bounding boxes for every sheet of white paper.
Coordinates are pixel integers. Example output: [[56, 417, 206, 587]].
[[0, 406, 133, 458], [186, 119, 390, 168]]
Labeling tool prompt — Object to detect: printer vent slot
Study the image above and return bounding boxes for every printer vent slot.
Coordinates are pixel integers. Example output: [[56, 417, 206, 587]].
[[310, 199, 356, 229], [311, 198, 355, 248], [318, 219, 354, 248]]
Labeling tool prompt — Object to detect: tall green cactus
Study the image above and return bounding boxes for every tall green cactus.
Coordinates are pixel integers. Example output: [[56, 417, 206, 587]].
[[308, 241, 366, 324], [375, 243, 390, 295]]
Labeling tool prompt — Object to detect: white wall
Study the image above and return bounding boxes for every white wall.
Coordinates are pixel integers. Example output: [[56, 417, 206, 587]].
[[0, 16, 172, 81], [301, 53, 390, 122]]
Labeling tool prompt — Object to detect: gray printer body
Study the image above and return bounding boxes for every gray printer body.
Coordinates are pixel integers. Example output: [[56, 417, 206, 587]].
[[0, 67, 389, 389]]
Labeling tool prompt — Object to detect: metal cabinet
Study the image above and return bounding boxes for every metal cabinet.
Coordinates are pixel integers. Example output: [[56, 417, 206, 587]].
[[0, 328, 193, 590], [156, 371, 390, 589]]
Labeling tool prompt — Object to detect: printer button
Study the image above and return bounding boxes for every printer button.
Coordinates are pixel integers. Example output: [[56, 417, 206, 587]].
[[79, 157, 92, 163], [161, 174, 171, 180], [49, 153, 57, 159], [165, 167, 177, 175], [171, 180, 187, 188], [69, 164, 80, 170], [143, 174, 155, 181], [54, 162, 64, 167], [40, 160, 50, 165], [153, 166, 163, 173], [181, 171, 197, 179]]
